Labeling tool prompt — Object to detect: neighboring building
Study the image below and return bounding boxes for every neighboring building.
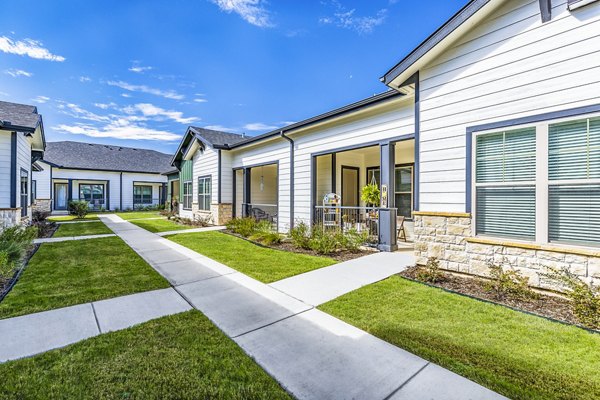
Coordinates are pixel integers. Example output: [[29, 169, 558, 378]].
[[0, 101, 45, 227], [171, 0, 600, 289], [33, 141, 172, 212], [379, 0, 600, 288]]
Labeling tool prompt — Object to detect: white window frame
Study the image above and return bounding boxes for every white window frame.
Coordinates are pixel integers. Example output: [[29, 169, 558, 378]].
[[197, 175, 212, 211], [472, 110, 600, 248], [182, 181, 193, 210]]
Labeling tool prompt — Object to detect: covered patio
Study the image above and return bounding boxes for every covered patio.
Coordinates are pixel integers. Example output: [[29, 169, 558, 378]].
[[234, 163, 279, 229], [312, 138, 415, 249]]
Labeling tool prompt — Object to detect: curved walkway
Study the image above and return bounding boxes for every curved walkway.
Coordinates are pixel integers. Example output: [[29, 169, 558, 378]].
[[0, 214, 505, 400]]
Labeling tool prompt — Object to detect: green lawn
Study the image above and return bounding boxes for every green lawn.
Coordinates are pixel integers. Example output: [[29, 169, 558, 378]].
[[0, 237, 169, 319], [48, 214, 99, 222], [319, 276, 600, 400], [131, 218, 191, 233], [53, 221, 113, 237], [168, 231, 336, 283], [116, 211, 163, 220], [0, 311, 290, 400]]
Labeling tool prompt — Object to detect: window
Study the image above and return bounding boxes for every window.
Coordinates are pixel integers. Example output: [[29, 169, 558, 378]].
[[134, 185, 153, 205], [198, 176, 211, 211], [79, 184, 105, 210], [548, 117, 600, 246], [20, 169, 28, 217], [182, 181, 193, 210], [474, 128, 537, 240], [366, 166, 414, 219], [31, 180, 36, 204]]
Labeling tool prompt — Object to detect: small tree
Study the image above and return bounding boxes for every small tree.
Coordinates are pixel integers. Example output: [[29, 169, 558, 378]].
[[68, 200, 89, 219]]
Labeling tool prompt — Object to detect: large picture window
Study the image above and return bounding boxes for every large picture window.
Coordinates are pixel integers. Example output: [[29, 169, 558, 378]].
[[182, 181, 193, 210], [474, 128, 536, 240], [198, 176, 211, 211], [134, 185, 153, 205], [79, 184, 105, 210], [473, 114, 600, 247]]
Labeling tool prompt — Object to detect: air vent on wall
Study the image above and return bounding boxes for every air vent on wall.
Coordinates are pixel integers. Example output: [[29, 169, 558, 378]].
[[568, 0, 599, 10]]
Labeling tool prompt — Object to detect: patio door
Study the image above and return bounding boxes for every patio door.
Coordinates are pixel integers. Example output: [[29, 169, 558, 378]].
[[54, 183, 68, 210], [342, 166, 359, 207]]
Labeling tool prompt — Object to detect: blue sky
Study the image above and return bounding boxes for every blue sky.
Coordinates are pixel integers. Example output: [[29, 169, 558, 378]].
[[0, 0, 465, 154]]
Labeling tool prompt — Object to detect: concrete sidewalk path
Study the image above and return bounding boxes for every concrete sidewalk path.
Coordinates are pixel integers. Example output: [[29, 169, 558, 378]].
[[270, 251, 413, 306], [156, 225, 225, 236], [99, 214, 505, 400], [0, 288, 191, 362], [34, 233, 116, 244]]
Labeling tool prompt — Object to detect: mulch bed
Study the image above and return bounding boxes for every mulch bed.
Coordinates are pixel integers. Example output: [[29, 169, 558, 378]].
[[0, 243, 41, 303], [400, 265, 586, 329], [223, 230, 370, 262]]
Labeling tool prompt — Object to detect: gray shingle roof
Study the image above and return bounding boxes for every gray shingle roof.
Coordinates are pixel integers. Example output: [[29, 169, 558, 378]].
[[43, 141, 173, 174], [0, 100, 41, 131], [189, 127, 246, 147]]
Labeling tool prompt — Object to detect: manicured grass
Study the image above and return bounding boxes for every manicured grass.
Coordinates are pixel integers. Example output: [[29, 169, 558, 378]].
[[0, 311, 290, 399], [168, 231, 336, 283], [116, 211, 163, 220], [131, 218, 191, 233], [319, 276, 600, 400], [0, 237, 169, 319], [53, 220, 113, 237], [48, 214, 99, 221]]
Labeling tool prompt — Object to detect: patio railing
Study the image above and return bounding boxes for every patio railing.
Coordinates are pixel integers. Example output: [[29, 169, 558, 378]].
[[314, 206, 379, 244], [133, 198, 162, 210], [243, 203, 278, 230]]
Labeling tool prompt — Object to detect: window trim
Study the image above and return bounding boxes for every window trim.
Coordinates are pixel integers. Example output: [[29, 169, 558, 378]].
[[133, 185, 153, 205], [197, 175, 212, 211], [182, 180, 193, 210], [366, 163, 415, 220], [471, 110, 600, 248]]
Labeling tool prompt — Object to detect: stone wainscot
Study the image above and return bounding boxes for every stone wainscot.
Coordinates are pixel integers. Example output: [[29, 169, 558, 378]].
[[192, 202, 232, 226], [413, 211, 600, 291]]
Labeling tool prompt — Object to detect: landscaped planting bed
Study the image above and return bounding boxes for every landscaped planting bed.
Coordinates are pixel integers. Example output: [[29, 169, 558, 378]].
[[0, 237, 169, 319], [0, 311, 291, 399], [167, 231, 336, 283], [320, 276, 600, 400], [53, 220, 113, 238]]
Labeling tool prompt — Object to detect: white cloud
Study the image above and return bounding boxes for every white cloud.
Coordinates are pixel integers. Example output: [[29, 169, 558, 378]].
[[0, 91, 9, 97], [107, 80, 184, 100], [121, 93, 132, 98], [93, 102, 117, 110], [243, 122, 278, 131], [129, 65, 153, 73], [4, 68, 33, 77], [204, 124, 239, 133], [59, 102, 111, 123], [129, 103, 198, 124], [0, 36, 65, 61], [79, 76, 91, 83], [53, 122, 180, 141], [212, 0, 273, 27], [193, 98, 208, 103], [319, 2, 387, 34], [32, 96, 50, 104]]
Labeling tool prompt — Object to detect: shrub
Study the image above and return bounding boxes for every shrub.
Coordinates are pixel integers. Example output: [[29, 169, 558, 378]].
[[416, 257, 447, 284], [226, 217, 258, 238], [289, 222, 311, 250], [336, 228, 369, 252], [308, 228, 338, 254], [68, 200, 89, 218], [484, 262, 538, 301], [542, 266, 600, 329], [0, 250, 14, 280], [0, 225, 37, 265], [249, 221, 281, 245], [361, 183, 380, 207], [31, 210, 56, 238]]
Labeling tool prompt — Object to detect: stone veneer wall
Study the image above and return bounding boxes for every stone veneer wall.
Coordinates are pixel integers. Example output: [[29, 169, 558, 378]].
[[0, 209, 19, 228], [193, 203, 233, 226], [32, 199, 52, 213], [414, 212, 600, 291]]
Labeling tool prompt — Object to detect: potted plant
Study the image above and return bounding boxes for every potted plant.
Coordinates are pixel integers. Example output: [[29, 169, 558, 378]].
[[361, 184, 380, 219]]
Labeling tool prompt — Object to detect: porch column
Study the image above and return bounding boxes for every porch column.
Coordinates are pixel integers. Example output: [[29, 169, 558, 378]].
[[67, 179, 73, 204], [242, 168, 251, 217], [378, 142, 397, 252]]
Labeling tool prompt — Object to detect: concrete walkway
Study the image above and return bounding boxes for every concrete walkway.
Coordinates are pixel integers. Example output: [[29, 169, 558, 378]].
[[156, 225, 225, 236], [0, 288, 191, 362], [2, 213, 504, 399], [34, 233, 116, 244]]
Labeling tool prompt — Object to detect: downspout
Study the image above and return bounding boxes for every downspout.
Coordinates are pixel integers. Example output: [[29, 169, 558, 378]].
[[119, 172, 123, 210], [280, 131, 295, 229]]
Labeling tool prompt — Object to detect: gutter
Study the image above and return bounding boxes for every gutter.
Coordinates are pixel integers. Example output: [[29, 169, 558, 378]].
[[280, 131, 295, 229]]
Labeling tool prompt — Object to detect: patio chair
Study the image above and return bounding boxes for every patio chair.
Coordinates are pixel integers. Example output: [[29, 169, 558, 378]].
[[397, 216, 407, 242]]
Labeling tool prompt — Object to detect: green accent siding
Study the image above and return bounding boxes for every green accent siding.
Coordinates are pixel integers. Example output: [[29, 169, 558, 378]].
[[179, 160, 193, 200]]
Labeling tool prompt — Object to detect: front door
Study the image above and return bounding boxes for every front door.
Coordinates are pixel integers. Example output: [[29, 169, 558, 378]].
[[341, 166, 359, 207], [54, 183, 68, 210]]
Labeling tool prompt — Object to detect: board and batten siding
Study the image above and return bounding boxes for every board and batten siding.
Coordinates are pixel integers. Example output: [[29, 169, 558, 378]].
[[0, 132, 12, 208], [16, 133, 32, 213], [32, 161, 51, 200], [418, 0, 600, 212], [229, 96, 415, 231], [192, 146, 219, 205]]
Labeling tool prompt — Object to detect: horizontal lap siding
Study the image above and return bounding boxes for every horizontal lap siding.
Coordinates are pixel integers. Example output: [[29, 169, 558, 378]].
[[221, 151, 233, 203], [0, 132, 12, 207], [16, 134, 32, 212], [122, 173, 167, 210], [192, 147, 219, 205], [32, 161, 51, 199], [418, 0, 600, 212]]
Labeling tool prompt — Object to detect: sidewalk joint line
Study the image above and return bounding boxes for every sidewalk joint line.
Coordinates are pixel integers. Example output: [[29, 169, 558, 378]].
[[232, 307, 314, 339], [90, 302, 102, 334], [382, 362, 430, 400]]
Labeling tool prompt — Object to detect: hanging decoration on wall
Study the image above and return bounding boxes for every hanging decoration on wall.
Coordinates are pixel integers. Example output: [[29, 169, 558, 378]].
[[260, 166, 264, 192]]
